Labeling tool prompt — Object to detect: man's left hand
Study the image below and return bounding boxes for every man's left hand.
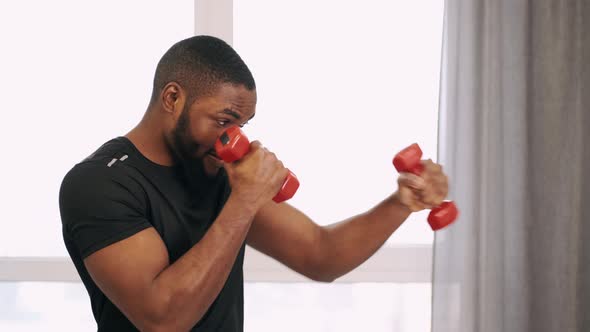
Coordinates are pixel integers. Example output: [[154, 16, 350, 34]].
[[396, 159, 449, 212]]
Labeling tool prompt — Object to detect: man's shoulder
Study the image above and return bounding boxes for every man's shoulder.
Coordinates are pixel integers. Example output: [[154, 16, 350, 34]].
[[60, 137, 145, 200], [59, 137, 153, 260], [78, 136, 135, 169], [59, 138, 150, 230]]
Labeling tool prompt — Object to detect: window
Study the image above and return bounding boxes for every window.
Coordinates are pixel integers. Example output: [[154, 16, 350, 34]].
[[231, 1, 444, 330], [0, 0, 194, 256], [0, 282, 431, 331], [1, 1, 444, 331], [233, 0, 443, 246]]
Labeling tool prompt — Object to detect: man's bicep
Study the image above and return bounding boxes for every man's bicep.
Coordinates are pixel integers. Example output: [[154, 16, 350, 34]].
[[83, 227, 170, 329], [247, 202, 322, 275]]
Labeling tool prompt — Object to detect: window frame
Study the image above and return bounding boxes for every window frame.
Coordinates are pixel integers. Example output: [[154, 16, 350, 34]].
[[0, 0, 433, 285]]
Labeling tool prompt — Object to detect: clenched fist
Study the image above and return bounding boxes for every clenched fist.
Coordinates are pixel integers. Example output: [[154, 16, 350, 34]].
[[397, 159, 449, 212], [223, 141, 289, 211]]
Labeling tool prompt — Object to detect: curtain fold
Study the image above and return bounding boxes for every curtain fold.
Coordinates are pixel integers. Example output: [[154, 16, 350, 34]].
[[432, 1, 589, 331]]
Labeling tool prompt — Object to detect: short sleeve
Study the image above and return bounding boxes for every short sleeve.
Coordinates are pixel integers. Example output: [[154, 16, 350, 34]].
[[59, 163, 152, 259]]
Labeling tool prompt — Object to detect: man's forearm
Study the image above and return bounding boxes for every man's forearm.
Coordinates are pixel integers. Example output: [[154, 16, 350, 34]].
[[314, 191, 412, 281], [148, 194, 256, 330]]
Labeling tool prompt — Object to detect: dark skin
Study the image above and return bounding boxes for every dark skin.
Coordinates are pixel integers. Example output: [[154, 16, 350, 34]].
[[83, 82, 449, 331]]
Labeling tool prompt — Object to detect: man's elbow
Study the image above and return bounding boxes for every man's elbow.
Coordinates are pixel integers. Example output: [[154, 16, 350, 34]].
[[142, 323, 172, 332], [131, 302, 172, 332], [305, 255, 339, 283], [304, 230, 339, 283], [137, 310, 186, 332], [130, 292, 194, 332], [309, 272, 337, 283]]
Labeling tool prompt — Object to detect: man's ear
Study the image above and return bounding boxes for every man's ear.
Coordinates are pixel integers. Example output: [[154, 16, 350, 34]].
[[161, 82, 186, 114]]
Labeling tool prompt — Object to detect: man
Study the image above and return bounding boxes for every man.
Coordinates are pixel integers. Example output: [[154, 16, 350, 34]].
[[59, 35, 448, 331]]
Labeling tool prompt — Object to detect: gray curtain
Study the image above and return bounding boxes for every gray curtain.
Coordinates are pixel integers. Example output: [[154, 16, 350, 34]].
[[432, 1, 590, 332]]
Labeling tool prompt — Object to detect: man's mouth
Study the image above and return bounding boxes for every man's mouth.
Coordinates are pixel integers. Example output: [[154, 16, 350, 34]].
[[206, 150, 222, 162]]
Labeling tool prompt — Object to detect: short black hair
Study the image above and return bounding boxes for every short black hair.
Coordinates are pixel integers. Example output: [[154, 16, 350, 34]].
[[149, 35, 256, 106]]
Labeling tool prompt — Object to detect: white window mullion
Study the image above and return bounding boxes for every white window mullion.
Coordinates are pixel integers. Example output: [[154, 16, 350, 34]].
[[194, 0, 234, 46]]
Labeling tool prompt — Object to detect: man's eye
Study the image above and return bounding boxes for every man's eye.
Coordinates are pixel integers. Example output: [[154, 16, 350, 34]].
[[217, 119, 230, 127]]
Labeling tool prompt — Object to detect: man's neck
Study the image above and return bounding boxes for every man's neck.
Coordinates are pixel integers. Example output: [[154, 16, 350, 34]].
[[125, 118, 176, 167]]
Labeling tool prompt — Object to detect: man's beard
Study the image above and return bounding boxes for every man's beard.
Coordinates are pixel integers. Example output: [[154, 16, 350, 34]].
[[170, 106, 221, 179], [171, 105, 201, 163]]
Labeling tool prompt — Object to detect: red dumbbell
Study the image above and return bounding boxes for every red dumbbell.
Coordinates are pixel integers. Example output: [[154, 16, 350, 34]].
[[393, 143, 458, 231], [214, 126, 300, 203]]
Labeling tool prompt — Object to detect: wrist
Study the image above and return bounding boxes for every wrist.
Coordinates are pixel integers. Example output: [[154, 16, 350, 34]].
[[391, 191, 413, 215], [226, 192, 260, 218]]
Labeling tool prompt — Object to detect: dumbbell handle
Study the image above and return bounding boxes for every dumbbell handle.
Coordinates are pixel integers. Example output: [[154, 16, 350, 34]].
[[214, 126, 300, 203], [393, 143, 458, 230]]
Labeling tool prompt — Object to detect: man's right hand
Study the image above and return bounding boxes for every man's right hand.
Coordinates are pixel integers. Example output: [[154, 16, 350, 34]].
[[223, 140, 289, 211]]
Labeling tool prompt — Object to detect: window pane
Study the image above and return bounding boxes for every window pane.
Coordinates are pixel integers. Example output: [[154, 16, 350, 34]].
[[0, 282, 95, 331], [0, 282, 430, 332], [233, 0, 444, 245], [0, 0, 193, 256]]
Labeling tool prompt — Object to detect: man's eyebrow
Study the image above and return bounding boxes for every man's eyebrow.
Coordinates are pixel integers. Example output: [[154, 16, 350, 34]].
[[222, 109, 241, 119], [222, 109, 256, 121]]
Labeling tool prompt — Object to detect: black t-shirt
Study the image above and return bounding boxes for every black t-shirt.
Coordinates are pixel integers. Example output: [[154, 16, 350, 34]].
[[59, 137, 244, 332]]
